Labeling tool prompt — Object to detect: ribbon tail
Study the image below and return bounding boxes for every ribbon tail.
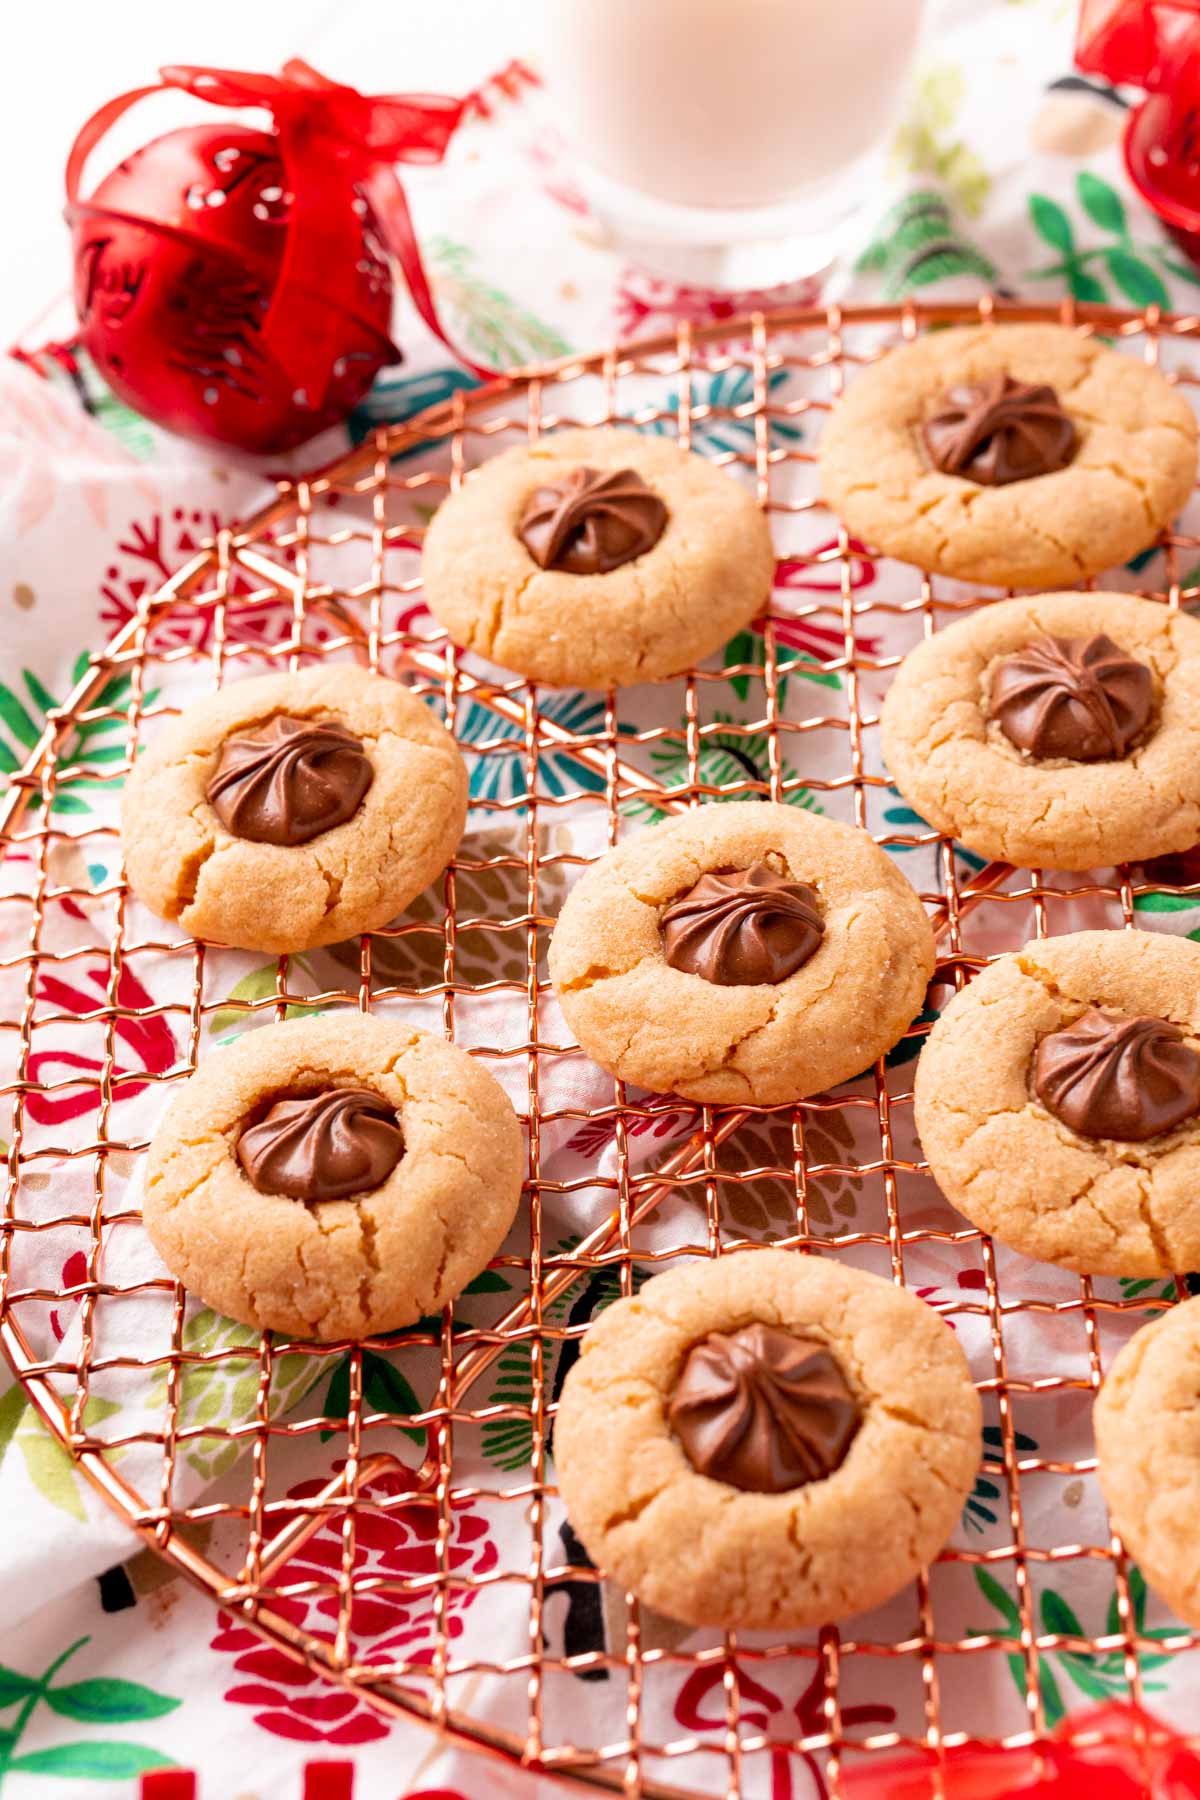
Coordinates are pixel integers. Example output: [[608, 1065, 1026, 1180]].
[[364, 166, 494, 379]]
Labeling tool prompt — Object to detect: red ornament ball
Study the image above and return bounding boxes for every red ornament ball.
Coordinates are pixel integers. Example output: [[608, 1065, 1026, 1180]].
[[69, 124, 399, 454]]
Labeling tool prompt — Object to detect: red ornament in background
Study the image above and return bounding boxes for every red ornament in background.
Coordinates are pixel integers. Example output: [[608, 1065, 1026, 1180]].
[[65, 61, 488, 454], [1076, 0, 1200, 269]]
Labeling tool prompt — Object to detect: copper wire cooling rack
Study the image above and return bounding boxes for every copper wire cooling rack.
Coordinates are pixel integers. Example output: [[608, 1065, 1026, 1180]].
[[4, 299, 1200, 1797]]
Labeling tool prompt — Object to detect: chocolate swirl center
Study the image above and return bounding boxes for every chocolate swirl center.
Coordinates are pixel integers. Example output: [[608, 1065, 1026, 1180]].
[[237, 1088, 404, 1200], [661, 863, 824, 986], [668, 1324, 861, 1494], [207, 715, 373, 847], [1033, 1008, 1200, 1142], [989, 633, 1153, 762], [923, 373, 1077, 486], [517, 466, 668, 574]]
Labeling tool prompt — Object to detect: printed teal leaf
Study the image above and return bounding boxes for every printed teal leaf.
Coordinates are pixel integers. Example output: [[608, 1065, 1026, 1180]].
[[1029, 194, 1074, 254], [1077, 171, 1127, 237], [1105, 248, 1170, 310], [0, 1664, 37, 1705], [46, 1677, 180, 1724], [9, 1740, 175, 1778]]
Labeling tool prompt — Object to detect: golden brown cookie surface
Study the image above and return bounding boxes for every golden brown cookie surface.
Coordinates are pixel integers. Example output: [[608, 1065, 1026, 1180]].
[[143, 1015, 523, 1341], [1095, 1297, 1200, 1625], [880, 592, 1200, 871], [915, 930, 1200, 1276], [121, 666, 468, 954], [548, 802, 935, 1104], [819, 323, 1196, 587], [421, 426, 774, 689], [554, 1250, 981, 1630]]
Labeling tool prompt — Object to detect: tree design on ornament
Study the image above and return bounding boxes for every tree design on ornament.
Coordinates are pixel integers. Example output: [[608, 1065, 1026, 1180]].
[[211, 1464, 498, 1745]]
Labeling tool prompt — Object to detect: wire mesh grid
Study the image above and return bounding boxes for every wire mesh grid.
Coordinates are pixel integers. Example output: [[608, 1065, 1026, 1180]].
[[4, 298, 1200, 1796]]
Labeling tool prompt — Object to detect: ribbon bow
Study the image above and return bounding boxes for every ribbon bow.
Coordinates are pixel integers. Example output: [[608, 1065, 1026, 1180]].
[[66, 58, 492, 400]]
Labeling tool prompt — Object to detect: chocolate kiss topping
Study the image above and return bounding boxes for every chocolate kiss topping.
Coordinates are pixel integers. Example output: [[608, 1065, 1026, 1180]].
[[207, 715, 373, 847], [661, 863, 824, 986], [1034, 1008, 1200, 1143], [517, 465, 668, 574], [237, 1089, 404, 1200], [989, 633, 1153, 762], [923, 373, 1077, 486], [668, 1324, 861, 1494]]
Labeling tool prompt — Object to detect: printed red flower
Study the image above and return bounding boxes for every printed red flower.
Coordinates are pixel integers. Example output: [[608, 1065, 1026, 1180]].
[[26, 963, 176, 1124], [99, 511, 296, 652], [212, 1464, 498, 1745], [675, 1661, 894, 1800]]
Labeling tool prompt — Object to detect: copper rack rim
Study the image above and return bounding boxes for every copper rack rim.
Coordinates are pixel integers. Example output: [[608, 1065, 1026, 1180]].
[[3, 295, 1199, 1795]]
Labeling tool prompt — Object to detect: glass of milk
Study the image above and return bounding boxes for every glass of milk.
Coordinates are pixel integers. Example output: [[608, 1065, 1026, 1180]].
[[535, 0, 927, 285]]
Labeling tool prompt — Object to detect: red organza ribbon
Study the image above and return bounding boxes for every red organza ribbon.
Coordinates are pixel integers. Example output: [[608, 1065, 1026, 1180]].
[[65, 57, 493, 392]]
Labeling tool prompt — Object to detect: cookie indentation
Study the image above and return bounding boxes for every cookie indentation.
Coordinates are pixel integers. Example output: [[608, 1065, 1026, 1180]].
[[660, 864, 824, 986], [207, 716, 373, 847], [517, 465, 668, 574], [1034, 1007, 1200, 1143], [989, 633, 1153, 762], [923, 373, 1077, 485], [668, 1324, 860, 1493], [237, 1088, 404, 1199]]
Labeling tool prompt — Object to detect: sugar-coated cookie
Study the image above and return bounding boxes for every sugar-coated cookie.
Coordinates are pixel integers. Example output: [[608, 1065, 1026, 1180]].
[[915, 930, 1200, 1275], [421, 426, 774, 688], [881, 592, 1200, 871], [554, 1250, 981, 1630], [819, 323, 1196, 587], [122, 666, 468, 954], [143, 1015, 523, 1340], [548, 802, 935, 1104], [1095, 1298, 1200, 1625]]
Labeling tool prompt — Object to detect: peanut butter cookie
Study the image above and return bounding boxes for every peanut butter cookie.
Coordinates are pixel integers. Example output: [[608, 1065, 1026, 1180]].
[[421, 426, 774, 688], [143, 1015, 523, 1340], [122, 666, 468, 954], [819, 323, 1196, 587], [1095, 1297, 1200, 1625], [548, 802, 935, 1105], [554, 1250, 981, 1630], [915, 930, 1200, 1275], [880, 591, 1200, 870]]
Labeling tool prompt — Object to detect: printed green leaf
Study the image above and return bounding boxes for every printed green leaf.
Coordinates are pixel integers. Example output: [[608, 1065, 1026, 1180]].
[[1067, 266, 1109, 306], [1135, 892, 1199, 913], [0, 1384, 26, 1467], [1029, 194, 1074, 254], [1159, 253, 1200, 290], [974, 1566, 1022, 1632], [9, 1741, 175, 1777], [22, 671, 57, 721], [1077, 171, 1127, 237], [46, 1677, 180, 1724], [1038, 1657, 1067, 1727], [0, 1664, 37, 1705], [0, 685, 42, 751], [363, 1350, 425, 1445], [208, 961, 321, 1036], [15, 1395, 120, 1520], [1105, 248, 1170, 310], [462, 1268, 511, 1295], [1041, 1587, 1086, 1641]]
